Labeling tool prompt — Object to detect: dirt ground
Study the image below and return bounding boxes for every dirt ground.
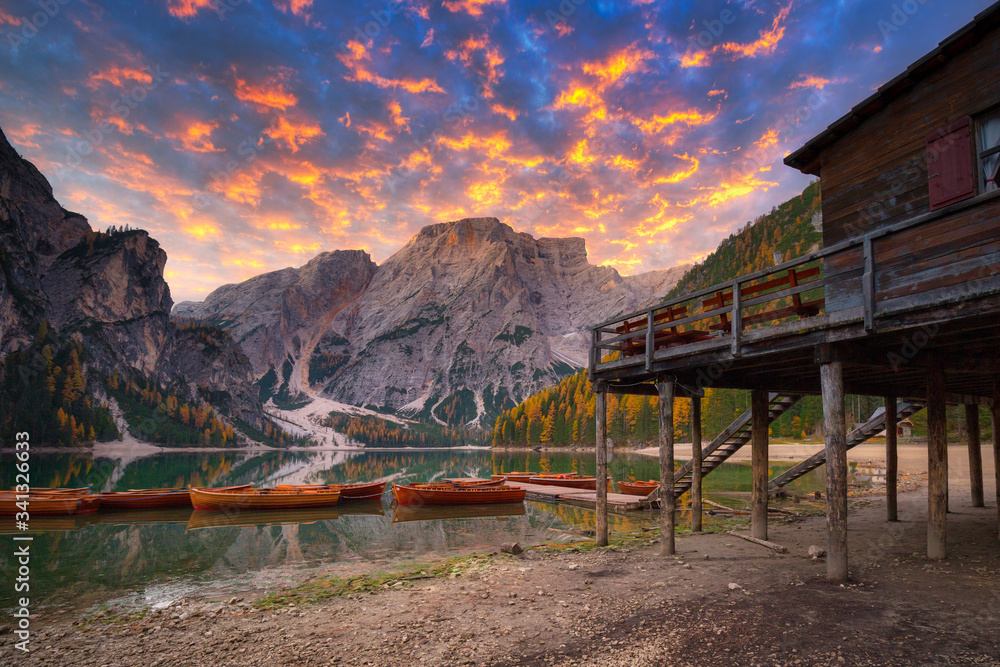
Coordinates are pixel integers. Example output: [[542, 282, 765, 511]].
[[4, 443, 1000, 666]]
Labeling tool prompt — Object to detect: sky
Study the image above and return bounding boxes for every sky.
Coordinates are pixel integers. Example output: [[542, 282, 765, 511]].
[[0, 0, 992, 302]]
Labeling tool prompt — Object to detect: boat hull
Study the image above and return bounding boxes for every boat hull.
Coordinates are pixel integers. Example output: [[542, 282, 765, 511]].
[[528, 476, 601, 490], [618, 481, 659, 496], [190, 487, 341, 511], [0, 493, 101, 515], [99, 488, 192, 510], [392, 484, 526, 506], [490, 473, 538, 483]]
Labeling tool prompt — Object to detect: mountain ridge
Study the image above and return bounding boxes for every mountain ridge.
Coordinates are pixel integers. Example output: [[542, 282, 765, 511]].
[[176, 217, 689, 427]]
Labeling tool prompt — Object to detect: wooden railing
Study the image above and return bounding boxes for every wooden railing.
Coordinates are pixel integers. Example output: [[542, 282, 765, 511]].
[[589, 189, 1000, 379]]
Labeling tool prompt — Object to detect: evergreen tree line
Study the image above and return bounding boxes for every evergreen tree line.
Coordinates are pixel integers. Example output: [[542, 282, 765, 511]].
[[0, 321, 119, 446], [322, 412, 486, 447]]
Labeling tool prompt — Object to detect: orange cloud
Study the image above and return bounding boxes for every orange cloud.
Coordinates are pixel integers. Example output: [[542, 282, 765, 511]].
[[388, 101, 411, 133], [272, 0, 312, 16], [171, 120, 223, 153], [234, 70, 298, 110], [339, 111, 351, 127], [651, 154, 700, 184], [581, 44, 653, 87], [266, 115, 324, 152], [88, 65, 153, 89], [445, 34, 505, 98], [166, 0, 215, 19], [491, 103, 518, 121], [755, 128, 779, 150], [715, 2, 792, 59], [789, 75, 845, 90], [682, 172, 778, 209], [441, 0, 505, 17], [632, 109, 717, 135], [339, 40, 445, 94]]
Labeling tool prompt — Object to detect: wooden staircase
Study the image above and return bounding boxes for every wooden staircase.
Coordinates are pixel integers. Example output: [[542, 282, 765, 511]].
[[670, 392, 803, 498], [767, 400, 925, 490]]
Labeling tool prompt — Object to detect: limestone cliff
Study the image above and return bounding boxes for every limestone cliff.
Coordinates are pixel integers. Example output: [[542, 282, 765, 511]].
[[0, 126, 268, 436], [178, 217, 687, 426]]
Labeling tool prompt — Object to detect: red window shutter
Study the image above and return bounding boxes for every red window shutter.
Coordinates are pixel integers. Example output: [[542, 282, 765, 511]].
[[926, 116, 974, 210]]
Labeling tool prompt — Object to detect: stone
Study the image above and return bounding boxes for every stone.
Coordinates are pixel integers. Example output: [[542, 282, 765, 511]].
[[808, 546, 827, 559], [500, 542, 523, 555]]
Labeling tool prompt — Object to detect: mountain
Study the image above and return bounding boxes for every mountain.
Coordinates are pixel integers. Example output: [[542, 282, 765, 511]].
[[492, 182, 829, 448], [0, 126, 269, 445], [176, 218, 688, 426]]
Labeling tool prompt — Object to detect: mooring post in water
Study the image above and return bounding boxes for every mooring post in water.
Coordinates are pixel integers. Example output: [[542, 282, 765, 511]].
[[595, 383, 608, 547], [886, 395, 898, 522], [819, 351, 848, 582], [691, 395, 703, 533], [927, 367, 948, 560], [751, 388, 769, 541], [992, 378, 999, 541], [966, 403, 984, 508], [657, 376, 675, 556]]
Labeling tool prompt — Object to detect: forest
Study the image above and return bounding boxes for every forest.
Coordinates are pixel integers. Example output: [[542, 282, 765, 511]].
[[322, 412, 487, 448], [492, 181, 993, 449]]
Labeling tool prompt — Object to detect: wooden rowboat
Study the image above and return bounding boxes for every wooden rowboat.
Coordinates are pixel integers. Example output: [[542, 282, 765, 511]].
[[441, 477, 506, 487], [528, 474, 604, 490], [490, 472, 538, 483], [392, 483, 526, 506], [190, 486, 341, 511], [99, 488, 192, 510], [274, 480, 386, 500], [618, 480, 660, 496], [0, 491, 101, 515]]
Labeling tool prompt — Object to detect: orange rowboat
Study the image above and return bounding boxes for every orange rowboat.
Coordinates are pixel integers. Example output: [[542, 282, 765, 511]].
[[441, 478, 506, 487], [528, 474, 605, 490], [618, 480, 659, 496], [190, 486, 341, 511], [99, 488, 192, 510], [490, 472, 538, 483], [0, 491, 101, 515], [274, 481, 386, 500], [392, 483, 526, 506]]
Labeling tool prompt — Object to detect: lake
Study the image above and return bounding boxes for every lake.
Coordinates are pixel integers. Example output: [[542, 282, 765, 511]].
[[0, 447, 835, 614]]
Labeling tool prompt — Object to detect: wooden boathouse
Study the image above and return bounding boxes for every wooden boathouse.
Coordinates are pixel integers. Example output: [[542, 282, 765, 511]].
[[589, 3, 1000, 581]]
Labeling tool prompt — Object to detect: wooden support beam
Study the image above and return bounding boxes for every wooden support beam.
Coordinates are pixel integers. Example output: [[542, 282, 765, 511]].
[[927, 367, 948, 560], [967, 404, 984, 508], [691, 396, 703, 533], [821, 360, 849, 582], [885, 396, 898, 522], [751, 388, 769, 541], [595, 387, 608, 547], [993, 378, 1000, 542], [657, 377, 675, 556]]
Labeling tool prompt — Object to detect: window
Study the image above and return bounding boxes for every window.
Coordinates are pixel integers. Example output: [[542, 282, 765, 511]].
[[926, 117, 974, 210], [977, 108, 1000, 194]]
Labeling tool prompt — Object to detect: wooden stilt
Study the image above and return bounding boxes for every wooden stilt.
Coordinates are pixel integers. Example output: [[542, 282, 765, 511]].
[[657, 377, 675, 556], [595, 386, 608, 547], [927, 367, 948, 560], [820, 360, 848, 582], [751, 388, 769, 541], [966, 404, 984, 508], [993, 378, 1000, 541], [885, 396, 898, 522], [691, 396, 703, 533]]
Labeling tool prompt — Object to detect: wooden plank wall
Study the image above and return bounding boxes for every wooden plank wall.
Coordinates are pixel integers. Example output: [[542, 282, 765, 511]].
[[875, 203, 1000, 313], [816, 24, 1000, 312]]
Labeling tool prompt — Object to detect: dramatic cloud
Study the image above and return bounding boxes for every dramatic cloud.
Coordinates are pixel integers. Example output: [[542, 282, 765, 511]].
[[0, 0, 990, 301]]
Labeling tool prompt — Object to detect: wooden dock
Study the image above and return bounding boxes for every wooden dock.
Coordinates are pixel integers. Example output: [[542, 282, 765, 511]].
[[505, 481, 650, 513]]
